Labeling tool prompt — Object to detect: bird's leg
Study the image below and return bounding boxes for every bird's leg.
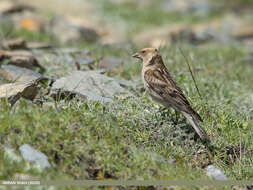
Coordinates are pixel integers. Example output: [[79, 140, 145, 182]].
[[174, 110, 180, 124], [170, 109, 181, 125], [157, 107, 180, 124]]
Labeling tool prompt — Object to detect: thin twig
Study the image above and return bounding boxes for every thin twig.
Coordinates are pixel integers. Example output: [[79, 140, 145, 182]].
[[238, 129, 242, 176], [179, 47, 202, 99], [239, 131, 242, 162]]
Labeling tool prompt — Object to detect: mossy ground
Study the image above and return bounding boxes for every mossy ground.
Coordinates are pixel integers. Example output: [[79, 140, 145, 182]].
[[1, 0, 253, 190]]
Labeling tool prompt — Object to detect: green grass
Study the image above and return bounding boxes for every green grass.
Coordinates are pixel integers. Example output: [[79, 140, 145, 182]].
[[0, 27, 53, 44], [94, 0, 224, 37], [1, 1, 253, 189], [1, 44, 253, 190], [216, 0, 253, 6], [0, 20, 56, 44]]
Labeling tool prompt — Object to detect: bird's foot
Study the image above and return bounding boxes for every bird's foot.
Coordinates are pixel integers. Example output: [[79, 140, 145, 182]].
[[160, 108, 171, 118], [156, 107, 167, 113]]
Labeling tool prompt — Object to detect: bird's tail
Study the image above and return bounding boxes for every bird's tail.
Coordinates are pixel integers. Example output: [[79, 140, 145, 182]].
[[182, 111, 210, 142]]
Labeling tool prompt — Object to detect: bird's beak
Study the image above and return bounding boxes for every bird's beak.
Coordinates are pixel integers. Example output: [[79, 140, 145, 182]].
[[132, 52, 141, 59]]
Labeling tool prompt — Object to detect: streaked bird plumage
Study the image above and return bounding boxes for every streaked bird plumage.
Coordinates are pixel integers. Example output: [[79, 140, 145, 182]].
[[133, 47, 209, 141]]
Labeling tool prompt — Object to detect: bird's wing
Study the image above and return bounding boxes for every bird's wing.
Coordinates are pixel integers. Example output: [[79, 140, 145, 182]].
[[144, 67, 202, 121]]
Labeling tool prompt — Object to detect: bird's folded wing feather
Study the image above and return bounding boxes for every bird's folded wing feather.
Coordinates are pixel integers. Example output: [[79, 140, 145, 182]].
[[144, 68, 192, 113]]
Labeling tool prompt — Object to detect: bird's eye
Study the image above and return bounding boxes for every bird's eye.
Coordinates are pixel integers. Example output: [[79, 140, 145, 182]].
[[141, 50, 146, 54]]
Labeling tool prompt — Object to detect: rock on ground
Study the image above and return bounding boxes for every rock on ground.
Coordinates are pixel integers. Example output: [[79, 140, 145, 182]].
[[0, 65, 43, 82], [19, 144, 51, 170], [0, 50, 45, 73], [34, 48, 93, 76], [1, 38, 27, 50], [1, 38, 51, 50], [51, 70, 130, 102], [0, 77, 47, 106], [161, 0, 211, 15], [206, 165, 227, 180], [48, 16, 99, 43]]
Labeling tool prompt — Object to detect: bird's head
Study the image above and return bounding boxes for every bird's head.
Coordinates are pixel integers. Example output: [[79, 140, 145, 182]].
[[132, 47, 159, 64]]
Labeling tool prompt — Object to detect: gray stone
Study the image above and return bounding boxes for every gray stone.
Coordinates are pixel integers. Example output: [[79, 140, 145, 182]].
[[19, 144, 51, 170], [0, 50, 45, 73], [72, 57, 95, 70], [0, 65, 43, 82], [75, 57, 94, 65], [51, 48, 90, 55], [206, 165, 227, 180], [1, 38, 51, 50], [34, 48, 92, 77], [0, 78, 47, 106], [0, 1, 14, 13], [1, 38, 27, 50], [51, 70, 130, 102], [162, 0, 211, 15], [0, 2, 35, 15], [35, 51, 74, 77], [48, 16, 99, 43], [26, 42, 52, 49]]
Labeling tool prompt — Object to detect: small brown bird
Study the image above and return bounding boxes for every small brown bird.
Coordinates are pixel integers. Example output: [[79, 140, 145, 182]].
[[132, 47, 209, 141]]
